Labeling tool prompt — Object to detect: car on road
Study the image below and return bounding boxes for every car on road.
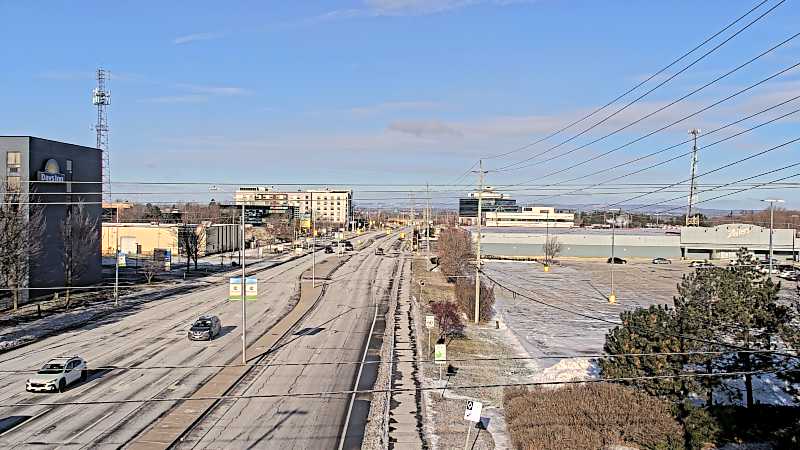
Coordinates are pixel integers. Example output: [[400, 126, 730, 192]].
[[607, 257, 627, 264], [779, 269, 798, 280], [188, 315, 222, 341], [324, 246, 334, 254], [652, 257, 671, 264], [26, 356, 87, 393], [375, 247, 384, 256], [343, 241, 354, 251]]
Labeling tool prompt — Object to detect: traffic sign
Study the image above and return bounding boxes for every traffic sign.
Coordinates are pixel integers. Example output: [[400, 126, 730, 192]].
[[434, 344, 446, 365], [117, 252, 127, 268], [464, 400, 483, 422], [229, 277, 258, 300], [425, 315, 435, 328]]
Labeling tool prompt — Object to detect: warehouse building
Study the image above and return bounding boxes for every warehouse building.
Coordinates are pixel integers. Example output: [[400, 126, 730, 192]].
[[486, 206, 575, 228], [477, 224, 797, 261], [0, 136, 102, 305], [102, 223, 241, 258]]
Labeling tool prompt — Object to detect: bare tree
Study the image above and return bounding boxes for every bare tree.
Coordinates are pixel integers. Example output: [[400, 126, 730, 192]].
[[61, 203, 99, 309], [178, 223, 206, 270], [543, 235, 562, 264], [141, 259, 160, 284], [436, 227, 475, 281], [0, 193, 45, 310]]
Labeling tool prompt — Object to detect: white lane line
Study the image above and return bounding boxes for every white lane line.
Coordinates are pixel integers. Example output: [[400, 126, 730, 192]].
[[0, 408, 51, 438], [63, 410, 115, 444]]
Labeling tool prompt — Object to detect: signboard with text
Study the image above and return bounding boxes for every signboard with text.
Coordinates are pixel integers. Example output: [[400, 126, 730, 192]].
[[464, 401, 483, 422], [434, 344, 446, 365]]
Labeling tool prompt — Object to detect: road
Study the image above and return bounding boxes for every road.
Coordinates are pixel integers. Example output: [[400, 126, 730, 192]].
[[0, 233, 387, 449], [175, 233, 403, 449]]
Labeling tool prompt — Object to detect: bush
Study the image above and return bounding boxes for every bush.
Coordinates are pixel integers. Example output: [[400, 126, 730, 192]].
[[504, 383, 684, 450], [431, 300, 464, 338], [682, 404, 719, 449], [454, 278, 495, 322]]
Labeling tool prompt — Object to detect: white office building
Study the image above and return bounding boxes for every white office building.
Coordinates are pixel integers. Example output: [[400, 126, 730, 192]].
[[485, 206, 575, 228]]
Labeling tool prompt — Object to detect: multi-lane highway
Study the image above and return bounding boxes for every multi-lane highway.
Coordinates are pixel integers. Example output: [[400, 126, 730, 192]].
[[0, 231, 405, 449]]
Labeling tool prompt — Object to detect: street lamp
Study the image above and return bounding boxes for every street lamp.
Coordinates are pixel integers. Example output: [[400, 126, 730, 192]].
[[608, 208, 620, 304], [791, 214, 799, 262], [763, 199, 784, 276]]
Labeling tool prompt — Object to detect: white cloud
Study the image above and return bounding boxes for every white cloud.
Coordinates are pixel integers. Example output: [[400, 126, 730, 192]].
[[347, 100, 442, 116], [173, 32, 224, 45], [313, 0, 534, 22], [137, 95, 209, 104], [176, 84, 251, 96]]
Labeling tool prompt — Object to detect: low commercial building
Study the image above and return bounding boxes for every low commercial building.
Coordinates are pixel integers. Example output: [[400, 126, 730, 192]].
[[458, 187, 519, 225], [235, 186, 353, 226], [102, 223, 241, 257], [1, 136, 102, 304], [486, 206, 575, 228], [476, 224, 797, 261]]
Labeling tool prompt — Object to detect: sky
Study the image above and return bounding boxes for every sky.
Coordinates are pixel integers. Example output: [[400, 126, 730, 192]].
[[1, 0, 799, 211]]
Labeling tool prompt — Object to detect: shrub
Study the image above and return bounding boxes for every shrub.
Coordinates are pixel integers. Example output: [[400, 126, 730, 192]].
[[431, 300, 464, 338], [504, 383, 683, 450], [454, 278, 495, 322]]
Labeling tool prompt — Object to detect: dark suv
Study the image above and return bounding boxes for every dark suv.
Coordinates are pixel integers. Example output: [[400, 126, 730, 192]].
[[343, 241, 354, 251], [607, 257, 627, 264], [188, 315, 222, 341]]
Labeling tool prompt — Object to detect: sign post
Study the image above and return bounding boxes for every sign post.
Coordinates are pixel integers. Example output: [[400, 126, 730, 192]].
[[434, 343, 446, 382], [463, 400, 483, 450], [425, 315, 435, 355]]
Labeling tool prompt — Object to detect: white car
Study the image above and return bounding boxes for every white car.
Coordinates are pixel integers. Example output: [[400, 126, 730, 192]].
[[26, 356, 87, 393]]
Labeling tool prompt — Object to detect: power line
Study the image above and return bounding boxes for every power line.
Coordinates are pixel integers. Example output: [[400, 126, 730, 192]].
[[0, 350, 789, 374], [481, 0, 775, 162], [0, 369, 792, 408], [493, 3, 789, 171]]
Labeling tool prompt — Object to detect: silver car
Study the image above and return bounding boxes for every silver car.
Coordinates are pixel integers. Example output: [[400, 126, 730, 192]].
[[188, 315, 222, 341]]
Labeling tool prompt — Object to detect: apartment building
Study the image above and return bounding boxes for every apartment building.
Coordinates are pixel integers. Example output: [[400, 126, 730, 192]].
[[235, 186, 353, 225]]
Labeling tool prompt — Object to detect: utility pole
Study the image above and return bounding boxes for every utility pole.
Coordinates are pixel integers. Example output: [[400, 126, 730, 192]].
[[114, 210, 120, 307], [311, 190, 315, 288], [686, 129, 701, 226], [426, 182, 431, 255], [473, 160, 487, 324], [608, 208, 620, 304], [763, 199, 784, 276], [241, 203, 247, 364]]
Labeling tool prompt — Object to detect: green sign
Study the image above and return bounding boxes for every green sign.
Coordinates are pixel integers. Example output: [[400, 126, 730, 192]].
[[434, 344, 446, 365]]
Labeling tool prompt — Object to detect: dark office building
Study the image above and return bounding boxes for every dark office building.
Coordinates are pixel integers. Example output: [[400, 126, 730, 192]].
[[458, 189, 519, 225], [0, 136, 102, 304]]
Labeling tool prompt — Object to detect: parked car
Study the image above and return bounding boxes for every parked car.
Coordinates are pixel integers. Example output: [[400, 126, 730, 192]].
[[324, 246, 334, 254], [188, 315, 222, 341], [778, 270, 798, 280], [690, 261, 714, 269], [344, 241, 354, 251], [26, 356, 87, 393], [375, 247, 384, 256], [607, 257, 627, 264], [652, 257, 671, 264]]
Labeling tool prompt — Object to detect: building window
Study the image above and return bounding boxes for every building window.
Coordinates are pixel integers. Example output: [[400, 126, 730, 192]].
[[6, 176, 20, 191], [6, 151, 21, 191]]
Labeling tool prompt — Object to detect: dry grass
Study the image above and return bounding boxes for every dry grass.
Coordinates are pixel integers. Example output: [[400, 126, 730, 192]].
[[504, 384, 684, 450]]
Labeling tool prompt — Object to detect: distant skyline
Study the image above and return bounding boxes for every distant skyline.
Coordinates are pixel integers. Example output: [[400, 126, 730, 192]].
[[1, 0, 798, 210]]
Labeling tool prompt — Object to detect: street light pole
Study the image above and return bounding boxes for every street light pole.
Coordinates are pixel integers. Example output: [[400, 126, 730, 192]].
[[473, 160, 487, 324], [763, 199, 784, 275], [791, 214, 799, 262], [241, 203, 247, 364]]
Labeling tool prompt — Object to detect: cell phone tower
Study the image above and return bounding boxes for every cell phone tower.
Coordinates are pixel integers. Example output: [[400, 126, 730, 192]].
[[93, 68, 111, 204], [686, 128, 701, 226]]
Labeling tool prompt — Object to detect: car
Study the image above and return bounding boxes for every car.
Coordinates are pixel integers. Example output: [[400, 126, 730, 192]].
[[188, 315, 222, 341], [690, 261, 714, 269], [26, 356, 87, 393], [778, 270, 798, 280], [343, 241, 354, 251], [652, 257, 671, 264], [607, 257, 627, 264], [324, 246, 334, 254], [375, 247, 384, 256]]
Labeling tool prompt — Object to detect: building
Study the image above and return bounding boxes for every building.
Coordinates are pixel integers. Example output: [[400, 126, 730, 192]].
[[486, 206, 575, 228], [219, 204, 298, 225], [475, 223, 797, 261], [235, 186, 353, 226], [102, 223, 241, 257], [458, 187, 519, 225], [0, 136, 102, 303]]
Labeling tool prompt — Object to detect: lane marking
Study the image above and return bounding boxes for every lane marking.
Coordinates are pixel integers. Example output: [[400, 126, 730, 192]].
[[64, 410, 115, 444], [0, 408, 52, 438]]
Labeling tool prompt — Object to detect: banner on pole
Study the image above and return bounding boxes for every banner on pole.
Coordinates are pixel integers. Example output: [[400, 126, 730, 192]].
[[229, 277, 258, 300], [434, 344, 446, 365]]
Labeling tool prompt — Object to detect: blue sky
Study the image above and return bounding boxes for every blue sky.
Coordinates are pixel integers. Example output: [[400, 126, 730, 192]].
[[1, 0, 798, 210]]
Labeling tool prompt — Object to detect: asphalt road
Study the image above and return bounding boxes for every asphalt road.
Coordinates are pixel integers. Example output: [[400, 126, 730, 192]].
[[0, 245, 344, 448], [175, 233, 403, 449]]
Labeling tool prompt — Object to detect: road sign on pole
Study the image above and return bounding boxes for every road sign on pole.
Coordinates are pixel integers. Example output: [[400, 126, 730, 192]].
[[425, 315, 435, 328], [464, 400, 482, 422], [434, 344, 446, 365], [229, 277, 258, 300]]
